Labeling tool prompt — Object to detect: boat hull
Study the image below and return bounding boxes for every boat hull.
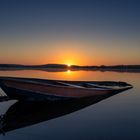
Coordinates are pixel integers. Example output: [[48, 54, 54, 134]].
[[1, 86, 72, 101]]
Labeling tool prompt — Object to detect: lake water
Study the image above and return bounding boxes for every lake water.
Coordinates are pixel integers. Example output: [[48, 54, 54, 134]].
[[0, 70, 140, 140]]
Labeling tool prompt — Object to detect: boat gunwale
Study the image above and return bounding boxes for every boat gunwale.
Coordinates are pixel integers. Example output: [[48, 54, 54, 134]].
[[0, 76, 131, 84]]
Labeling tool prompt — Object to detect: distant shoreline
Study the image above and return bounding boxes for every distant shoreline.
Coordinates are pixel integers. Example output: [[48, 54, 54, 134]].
[[0, 64, 140, 73]]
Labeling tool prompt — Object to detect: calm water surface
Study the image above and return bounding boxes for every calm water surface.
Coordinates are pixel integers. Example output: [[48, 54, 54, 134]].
[[0, 70, 140, 140]]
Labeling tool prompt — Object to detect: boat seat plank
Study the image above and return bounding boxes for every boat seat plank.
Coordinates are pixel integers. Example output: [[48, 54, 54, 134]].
[[56, 82, 84, 88], [87, 83, 112, 89]]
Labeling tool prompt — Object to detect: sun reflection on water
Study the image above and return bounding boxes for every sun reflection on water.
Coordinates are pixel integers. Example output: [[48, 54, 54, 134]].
[[67, 70, 71, 73]]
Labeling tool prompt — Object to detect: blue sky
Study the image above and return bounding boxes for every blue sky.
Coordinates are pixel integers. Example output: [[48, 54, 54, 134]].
[[0, 0, 139, 38]]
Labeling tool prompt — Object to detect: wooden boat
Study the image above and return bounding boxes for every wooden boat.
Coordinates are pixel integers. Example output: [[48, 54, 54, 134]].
[[0, 77, 133, 101]]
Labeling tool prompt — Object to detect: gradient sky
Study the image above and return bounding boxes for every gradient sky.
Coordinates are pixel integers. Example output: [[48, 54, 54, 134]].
[[0, 0, 140, 65]]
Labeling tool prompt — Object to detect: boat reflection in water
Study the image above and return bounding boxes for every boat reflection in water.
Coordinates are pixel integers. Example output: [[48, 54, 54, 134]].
[[0, 92, 125, 135]]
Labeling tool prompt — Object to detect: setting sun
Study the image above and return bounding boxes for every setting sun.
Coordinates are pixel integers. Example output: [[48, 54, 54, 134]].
[[67, 64, 71, 67]]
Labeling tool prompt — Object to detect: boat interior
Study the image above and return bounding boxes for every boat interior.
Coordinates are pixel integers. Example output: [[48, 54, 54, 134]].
[[0, 77, 132, 90]]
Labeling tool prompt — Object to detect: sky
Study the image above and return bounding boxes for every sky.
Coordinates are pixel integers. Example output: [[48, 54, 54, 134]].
[[0, 0, 140, 65]]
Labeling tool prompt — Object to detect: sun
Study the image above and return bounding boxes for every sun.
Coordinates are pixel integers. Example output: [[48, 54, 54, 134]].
[[67, 64, 71, 67]]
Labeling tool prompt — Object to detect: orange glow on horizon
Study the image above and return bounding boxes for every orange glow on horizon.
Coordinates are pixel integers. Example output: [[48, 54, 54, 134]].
[[0, 38, 139, 66]]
